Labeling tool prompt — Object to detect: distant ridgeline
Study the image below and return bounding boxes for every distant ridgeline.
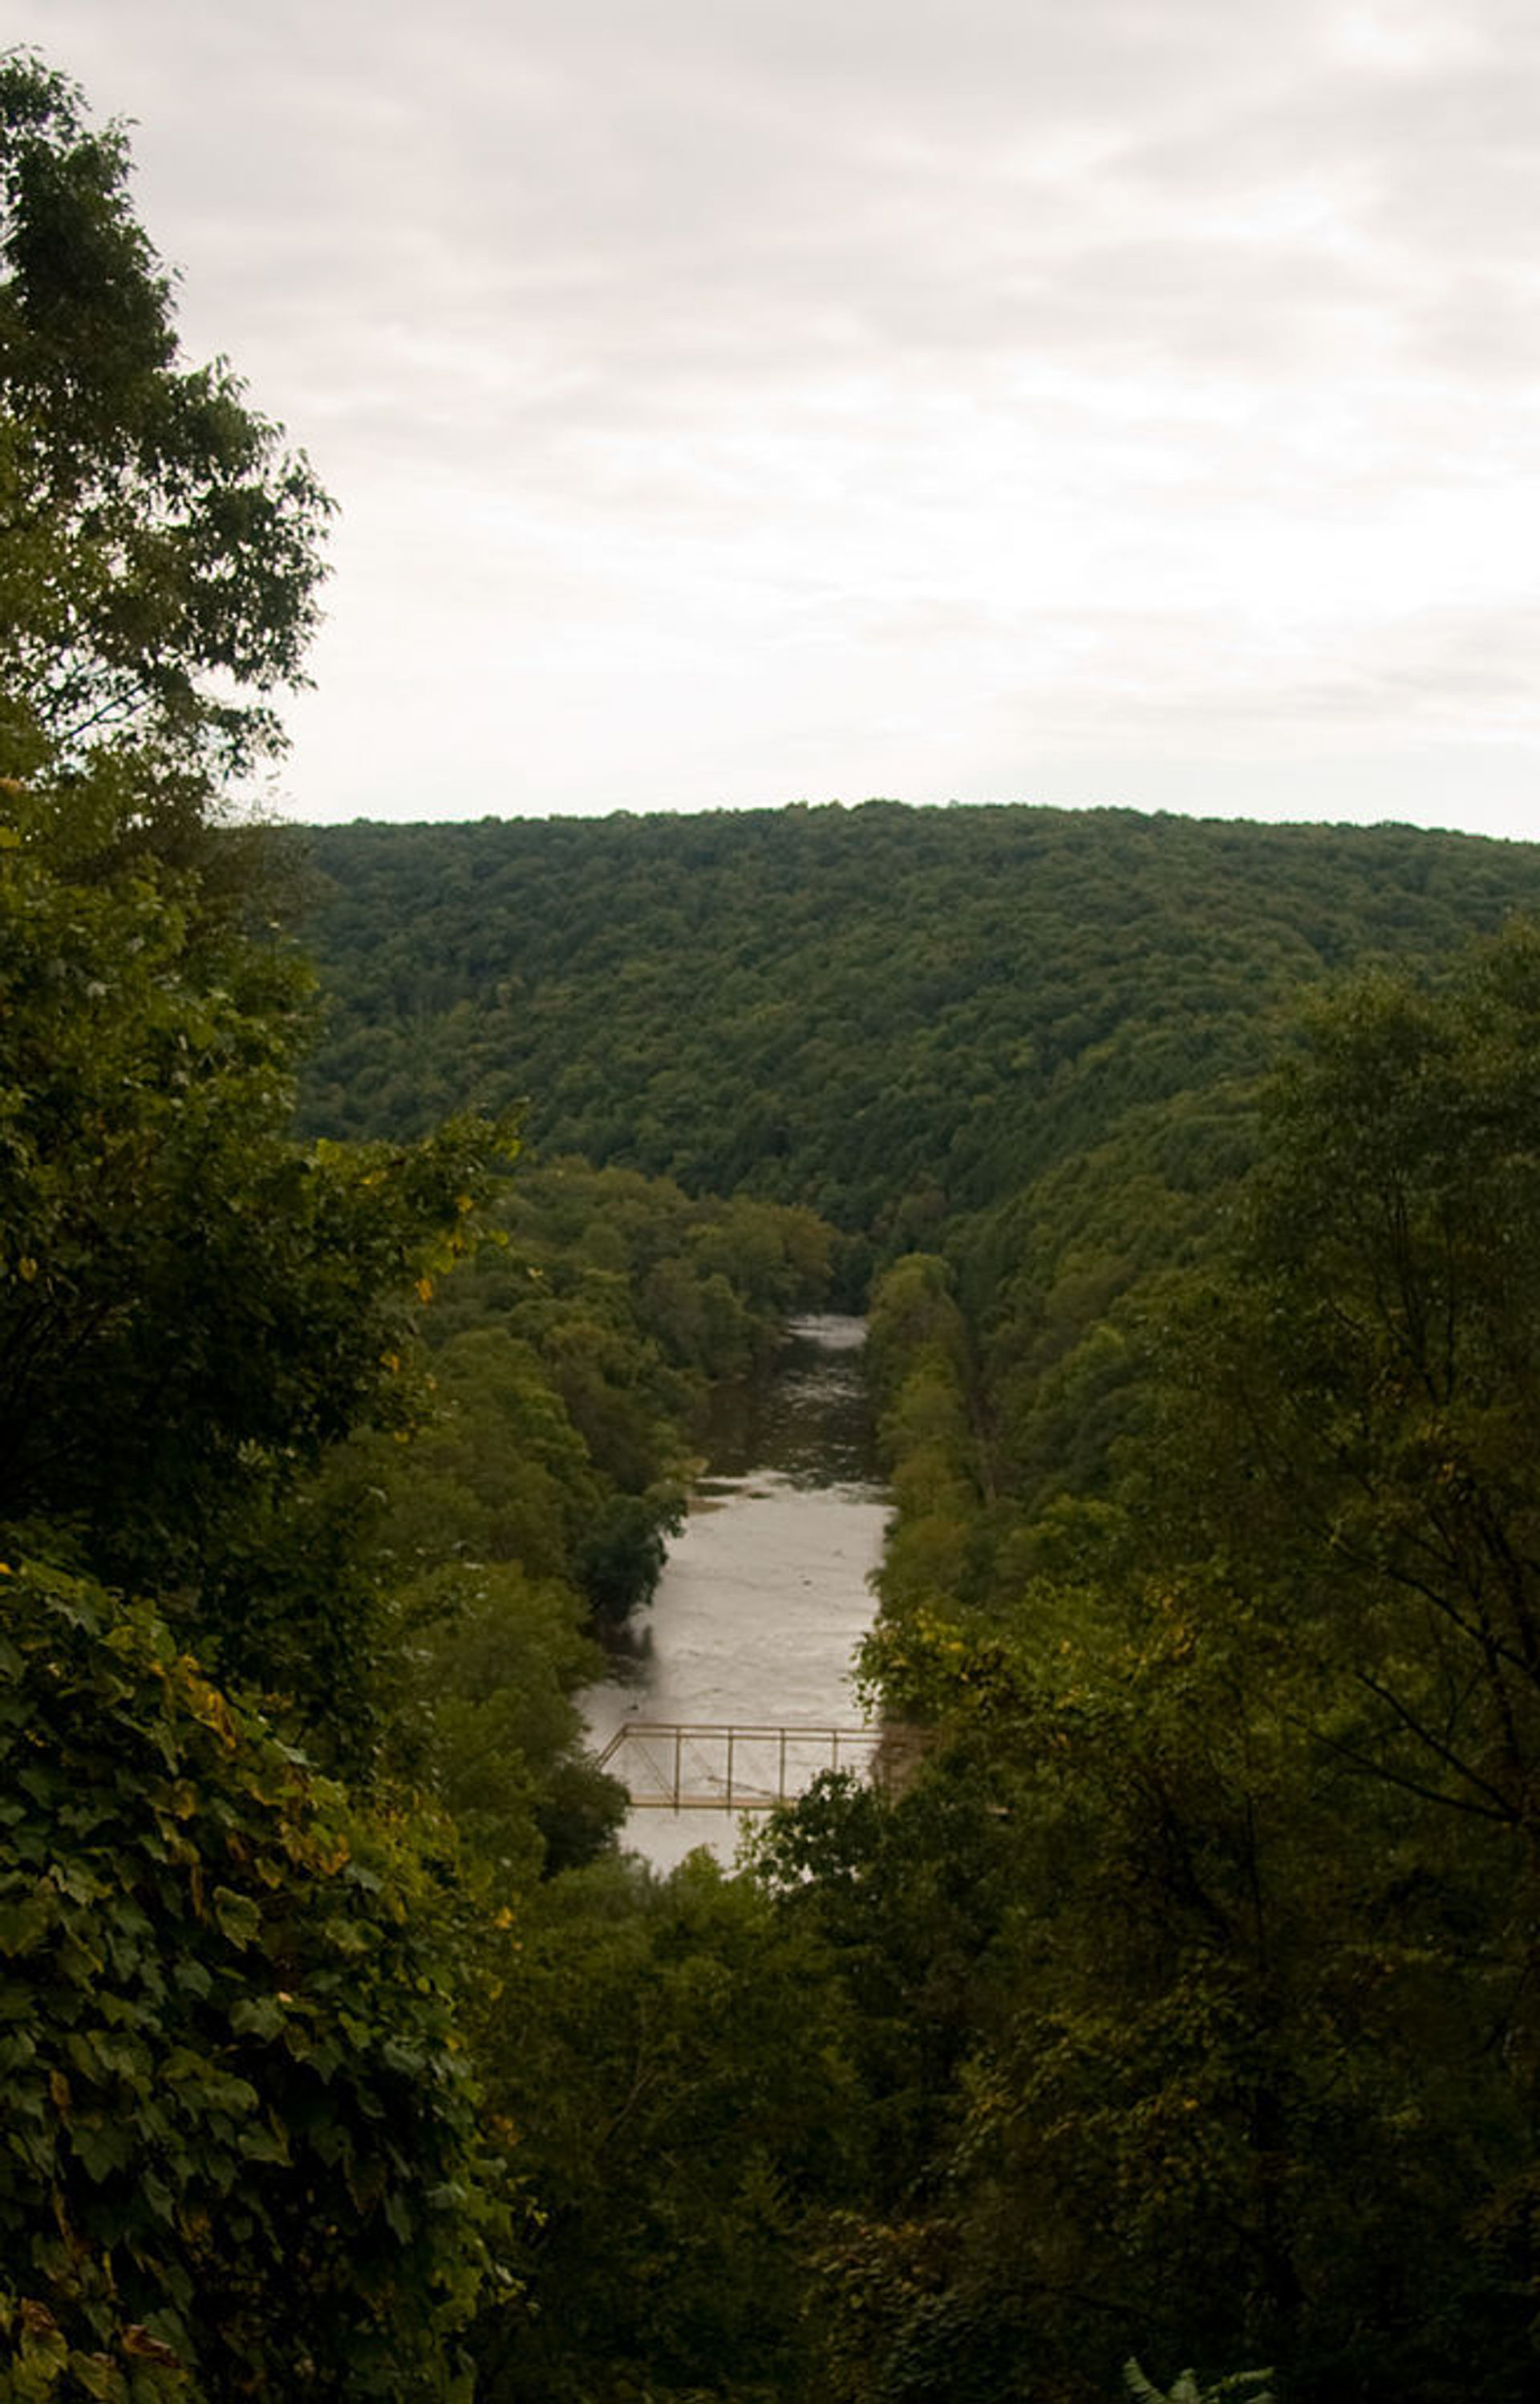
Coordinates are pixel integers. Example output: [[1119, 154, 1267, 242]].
[[298, 801, 1540, 1244]]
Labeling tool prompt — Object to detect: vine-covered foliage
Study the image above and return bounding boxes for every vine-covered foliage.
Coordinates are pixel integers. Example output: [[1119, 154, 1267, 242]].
[[0, 1563, 498, 2402]]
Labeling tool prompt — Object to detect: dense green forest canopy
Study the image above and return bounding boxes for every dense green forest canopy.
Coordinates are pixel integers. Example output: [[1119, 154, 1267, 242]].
[[298, 801, 1540, 1245]]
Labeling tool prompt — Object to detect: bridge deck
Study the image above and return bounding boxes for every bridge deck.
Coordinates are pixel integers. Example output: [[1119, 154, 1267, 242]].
[[595, 1720, 906, 1811]]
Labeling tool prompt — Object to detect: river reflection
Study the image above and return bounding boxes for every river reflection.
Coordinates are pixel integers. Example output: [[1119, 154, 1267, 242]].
[[580, 1315, 888, 1872]]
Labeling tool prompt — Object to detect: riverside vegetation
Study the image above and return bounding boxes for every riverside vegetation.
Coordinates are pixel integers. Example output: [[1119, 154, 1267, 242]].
[[6, 51, 1540, 2404]]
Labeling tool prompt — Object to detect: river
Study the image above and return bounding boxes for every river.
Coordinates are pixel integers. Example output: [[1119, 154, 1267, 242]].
[[580, 1313, 889, 1872]]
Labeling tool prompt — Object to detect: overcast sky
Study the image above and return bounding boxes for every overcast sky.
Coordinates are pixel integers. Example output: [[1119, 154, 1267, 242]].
[[10, 0, 1540, 835]]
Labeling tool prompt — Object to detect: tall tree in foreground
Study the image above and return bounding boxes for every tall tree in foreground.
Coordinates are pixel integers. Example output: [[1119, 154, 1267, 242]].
[[0, 55, 513, 2395], [0, 49, 330, 870], [0, 49, 519, 1737], [1170, 921, 1540, 1852]]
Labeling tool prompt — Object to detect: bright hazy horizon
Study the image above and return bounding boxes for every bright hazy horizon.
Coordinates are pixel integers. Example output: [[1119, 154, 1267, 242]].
[[9, 1, 1540, 841]]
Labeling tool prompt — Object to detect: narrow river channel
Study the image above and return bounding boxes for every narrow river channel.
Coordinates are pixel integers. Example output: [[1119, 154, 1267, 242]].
[[580, 1314, 890, 1871]]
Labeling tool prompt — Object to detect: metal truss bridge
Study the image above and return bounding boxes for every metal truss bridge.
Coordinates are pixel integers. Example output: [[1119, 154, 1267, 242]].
[[595, 1720, 914, 1813]]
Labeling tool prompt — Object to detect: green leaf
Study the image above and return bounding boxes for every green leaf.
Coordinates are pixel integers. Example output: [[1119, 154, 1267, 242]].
[[229, 1994, 285, 2041], [72, 2121, 133, 2183], [237, 2122, 290, 2166], [211, 1887, 260, 1951]]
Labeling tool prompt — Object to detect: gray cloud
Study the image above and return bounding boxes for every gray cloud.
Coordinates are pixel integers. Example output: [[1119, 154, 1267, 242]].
[[8, 0, 1539, 832]]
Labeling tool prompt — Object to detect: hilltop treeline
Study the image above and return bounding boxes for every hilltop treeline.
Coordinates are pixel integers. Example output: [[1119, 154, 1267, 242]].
[[298, 802, 1540, 1249]]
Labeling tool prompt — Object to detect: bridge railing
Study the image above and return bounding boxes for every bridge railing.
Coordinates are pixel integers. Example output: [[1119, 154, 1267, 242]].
[[594, 1720, 918, 1812]]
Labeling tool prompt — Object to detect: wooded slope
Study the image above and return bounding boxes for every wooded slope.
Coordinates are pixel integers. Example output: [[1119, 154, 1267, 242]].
[[299, 802, 1540, 1243]]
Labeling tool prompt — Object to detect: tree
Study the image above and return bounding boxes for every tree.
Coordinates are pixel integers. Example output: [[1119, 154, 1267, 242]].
[[0, 53, 520, 1744], [783, 929, 1540, 2402], [0, 803, 512, 1738], [0, 51, 330, 867], [1166, 923, 1540, 1847], [0, 55, 519, 2398], [470, 1851, 859, 2402], [1084, 922, 1540, 2394]]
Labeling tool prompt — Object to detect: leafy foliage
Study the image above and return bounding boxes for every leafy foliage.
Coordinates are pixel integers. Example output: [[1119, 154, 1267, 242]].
[[0, 1561, 499, 2401], [0, 55, 517, 2394], [813, 926, 1540, 2401], [297, 804, 1540, 1247], [0, 51, 330, 845], [469, 1852, 859, 2403], [1123, 2366, 1272, 2404], [1161, 923, 1540, 1838], [0, 792, 516, 1746]]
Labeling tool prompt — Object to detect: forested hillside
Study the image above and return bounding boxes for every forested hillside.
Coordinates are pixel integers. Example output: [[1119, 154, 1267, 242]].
[[299, 803, 1540, 1247], [302, 798, 1540, 1591]]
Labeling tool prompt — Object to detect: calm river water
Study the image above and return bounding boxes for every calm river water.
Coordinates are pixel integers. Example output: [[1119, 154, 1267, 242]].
[[580, 1314, 889, 1871]]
